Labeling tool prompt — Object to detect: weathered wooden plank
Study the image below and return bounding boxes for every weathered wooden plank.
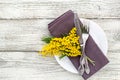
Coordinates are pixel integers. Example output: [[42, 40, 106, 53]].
[[0, 0, 119, 80], [0, 0, 80, 3], [0, 0, 119, 19], [0, 19, 120, 51], [0, 52, 120, 80], [0, 52, 119, 68], [0, 19, 50, 51]]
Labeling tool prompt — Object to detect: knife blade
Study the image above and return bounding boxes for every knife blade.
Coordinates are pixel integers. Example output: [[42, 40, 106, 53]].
[[74, 13, 83, 45]]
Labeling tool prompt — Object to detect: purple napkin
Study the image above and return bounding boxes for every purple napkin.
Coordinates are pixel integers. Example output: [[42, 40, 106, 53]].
[[48, 10, 109, 80]]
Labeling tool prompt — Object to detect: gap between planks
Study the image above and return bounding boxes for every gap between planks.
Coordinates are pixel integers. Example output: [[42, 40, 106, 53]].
[[0, 19, 120, 51], [0, 17, 120, 20], [0, 0, 119, 19]]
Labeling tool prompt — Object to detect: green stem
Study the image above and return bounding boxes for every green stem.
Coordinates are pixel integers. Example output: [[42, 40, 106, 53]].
[[87, 56, 95, 66], [59, 54, 67, 59]]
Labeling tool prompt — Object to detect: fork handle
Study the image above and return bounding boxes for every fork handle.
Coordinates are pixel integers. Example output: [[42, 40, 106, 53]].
[[82, 39, 90, 74], [78, 39, 90, 75], [78, 56, 85, 75], [80, 40, 90, 74], [78, 45, 85, 75], [84, 56, 90, 74]]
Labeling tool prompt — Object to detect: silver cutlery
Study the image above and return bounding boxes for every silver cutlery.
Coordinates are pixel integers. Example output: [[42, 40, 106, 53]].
[[78, 23, 90, 75], [74, 12, 90, 75], [82, 21, 90, 74], [74, 13, 85, 75]]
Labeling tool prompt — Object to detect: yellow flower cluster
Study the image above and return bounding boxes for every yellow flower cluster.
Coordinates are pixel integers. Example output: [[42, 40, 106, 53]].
[[40, 27, 81, 57]]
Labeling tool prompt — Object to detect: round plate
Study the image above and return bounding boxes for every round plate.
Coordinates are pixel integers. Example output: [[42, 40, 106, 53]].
[[54, 18, 108, 74]]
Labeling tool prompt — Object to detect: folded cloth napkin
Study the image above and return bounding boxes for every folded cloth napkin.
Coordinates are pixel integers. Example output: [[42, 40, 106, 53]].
[[48, 10, 109, 80]]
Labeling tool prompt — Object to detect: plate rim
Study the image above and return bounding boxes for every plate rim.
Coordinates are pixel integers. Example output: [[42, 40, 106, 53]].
[[54, 18, 108, 74]]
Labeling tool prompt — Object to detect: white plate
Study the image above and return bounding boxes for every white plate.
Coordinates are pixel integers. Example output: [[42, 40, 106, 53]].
[[54, 18, 108, 74]]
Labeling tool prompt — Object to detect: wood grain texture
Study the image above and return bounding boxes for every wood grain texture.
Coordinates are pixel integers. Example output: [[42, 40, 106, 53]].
[[0, 0, 119, 19], [0, 19, 50, 51], [0, 0, 119, 80], [0, 19, 120, 51], [0, 52, 120, 80], [0, 19, 119, 80]]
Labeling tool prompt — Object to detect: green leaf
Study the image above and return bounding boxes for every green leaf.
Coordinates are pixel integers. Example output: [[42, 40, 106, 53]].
[[59, 54, 67, 59], [42, 36, 53, 43]]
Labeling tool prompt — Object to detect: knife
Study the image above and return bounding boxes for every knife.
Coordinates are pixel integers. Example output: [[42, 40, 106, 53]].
[[74, 13, 85, 75], [74, 13, 90, 75]]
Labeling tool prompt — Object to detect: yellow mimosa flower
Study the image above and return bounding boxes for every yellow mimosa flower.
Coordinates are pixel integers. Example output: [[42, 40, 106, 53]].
[[40, 27, 81, 57]]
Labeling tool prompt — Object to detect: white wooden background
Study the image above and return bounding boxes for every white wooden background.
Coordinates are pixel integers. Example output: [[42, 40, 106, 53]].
[[0, 0, 120, 80]]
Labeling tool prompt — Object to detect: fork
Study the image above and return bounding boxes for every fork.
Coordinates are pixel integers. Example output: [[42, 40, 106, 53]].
[[78, 20, 90, 75]]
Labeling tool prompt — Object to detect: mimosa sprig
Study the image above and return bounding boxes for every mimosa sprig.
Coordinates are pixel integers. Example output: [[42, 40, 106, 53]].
[[39, 27, 95, 65]]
